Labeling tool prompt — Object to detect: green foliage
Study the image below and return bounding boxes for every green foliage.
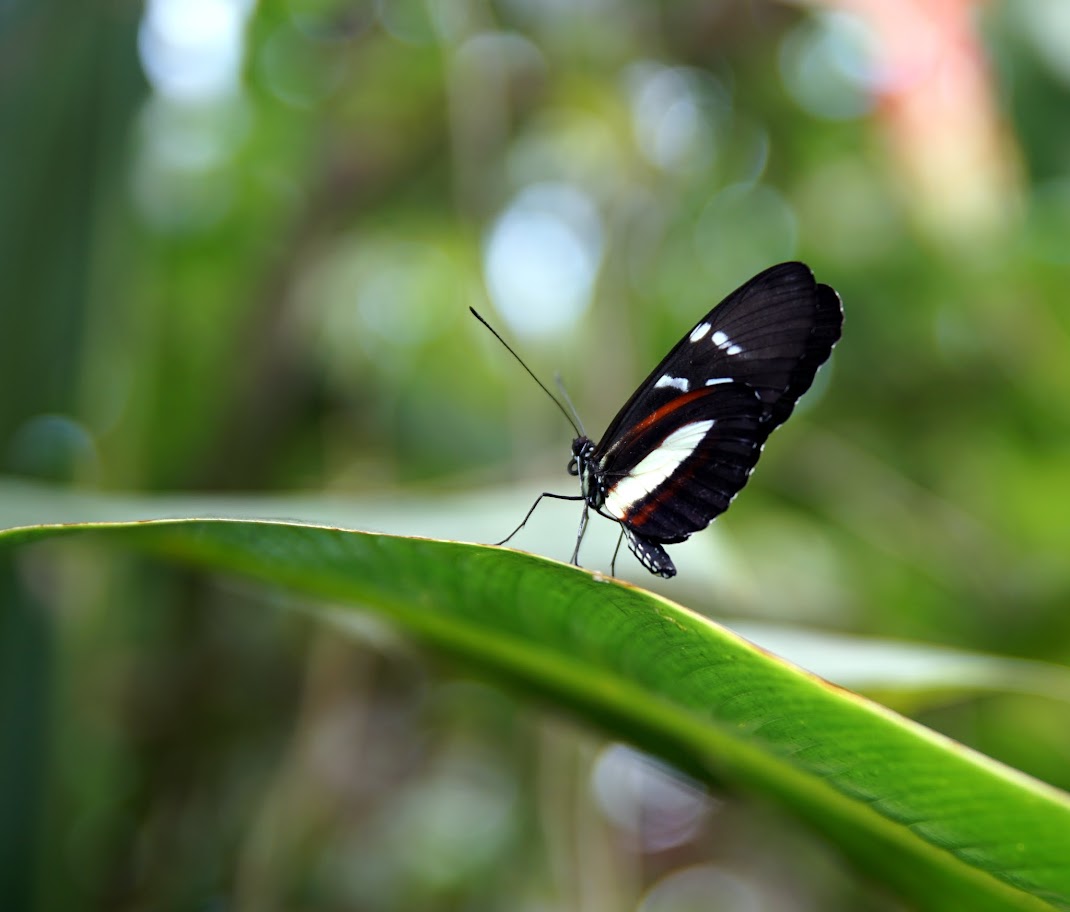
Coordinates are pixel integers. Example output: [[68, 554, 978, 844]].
[[4, 519, 1070, 910]]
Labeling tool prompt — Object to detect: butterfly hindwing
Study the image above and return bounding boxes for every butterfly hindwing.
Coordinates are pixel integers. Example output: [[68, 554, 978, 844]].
[[622, 527, 675, 577]]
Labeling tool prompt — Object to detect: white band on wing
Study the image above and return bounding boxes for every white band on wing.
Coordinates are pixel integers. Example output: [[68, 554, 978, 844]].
[[604, 419, 715, 520]]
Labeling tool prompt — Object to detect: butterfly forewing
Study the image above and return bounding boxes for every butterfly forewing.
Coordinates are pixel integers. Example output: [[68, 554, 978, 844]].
[[586, 261, 842, 576], [596, 262, 840, 450]]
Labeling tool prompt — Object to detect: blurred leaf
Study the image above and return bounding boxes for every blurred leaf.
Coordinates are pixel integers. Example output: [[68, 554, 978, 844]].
[[731, 621, 1070, 708], [3, 518, 1069, 911]]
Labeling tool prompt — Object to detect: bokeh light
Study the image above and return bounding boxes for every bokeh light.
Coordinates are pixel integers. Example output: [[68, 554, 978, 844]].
[[639, 865, 765, 912], [779, 10, 878, 121], [483, 182, 604, 336], [138, 0, 253, 101], [590, 744, 718, 852], [626, 63, 721, 173]]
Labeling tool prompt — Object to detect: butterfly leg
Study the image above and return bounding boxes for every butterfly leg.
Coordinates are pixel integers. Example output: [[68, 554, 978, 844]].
[[495, 492, 584, 547], [570, 503, 589, 565], [610, 528, 625, 577]]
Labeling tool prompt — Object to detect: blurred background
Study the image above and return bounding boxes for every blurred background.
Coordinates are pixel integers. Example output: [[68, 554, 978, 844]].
[[3, 0, 1070, 909]]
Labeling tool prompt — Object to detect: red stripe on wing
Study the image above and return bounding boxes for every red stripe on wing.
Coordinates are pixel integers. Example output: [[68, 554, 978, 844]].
[[626, 387, 712, 438], [620, 462, 697, 528]]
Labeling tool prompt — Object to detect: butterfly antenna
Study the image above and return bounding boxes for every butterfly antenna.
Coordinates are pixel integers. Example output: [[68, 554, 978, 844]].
[[554, 372, 586, 437], [469, 307, 583, 437]]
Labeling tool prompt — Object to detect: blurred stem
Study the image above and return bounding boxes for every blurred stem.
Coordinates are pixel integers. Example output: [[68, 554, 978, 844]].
[[0, 554, 51, 911], [0, 2, 144, 909]]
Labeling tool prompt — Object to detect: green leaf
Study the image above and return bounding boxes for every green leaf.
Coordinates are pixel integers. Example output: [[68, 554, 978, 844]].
[[3, 518, 1069, 911]]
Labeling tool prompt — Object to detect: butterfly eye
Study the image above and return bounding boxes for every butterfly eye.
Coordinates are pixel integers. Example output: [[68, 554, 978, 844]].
[[567, 457, 579, 476]]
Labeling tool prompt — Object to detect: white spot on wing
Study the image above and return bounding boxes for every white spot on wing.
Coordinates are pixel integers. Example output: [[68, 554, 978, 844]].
[[689, 322, 711, 342], [705, 377, 732, 386], [604, 420, 715, 519], [711, 330, 744, 356], [654, 374, 689, 392]]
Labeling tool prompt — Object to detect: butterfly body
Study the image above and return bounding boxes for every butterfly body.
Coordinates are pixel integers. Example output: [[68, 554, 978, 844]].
[[565, 261, 842, 578]]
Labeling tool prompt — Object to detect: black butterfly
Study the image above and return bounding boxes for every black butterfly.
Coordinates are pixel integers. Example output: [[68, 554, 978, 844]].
[[476, 261, 843, 578]]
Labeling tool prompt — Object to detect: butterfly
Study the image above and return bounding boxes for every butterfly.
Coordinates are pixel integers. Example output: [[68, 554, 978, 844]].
[[474, 261, 843, 578]]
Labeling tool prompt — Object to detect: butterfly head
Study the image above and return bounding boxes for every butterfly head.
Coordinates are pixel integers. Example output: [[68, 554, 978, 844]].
[[567, 436, 591, 475], [568, 436, 598, 502]]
